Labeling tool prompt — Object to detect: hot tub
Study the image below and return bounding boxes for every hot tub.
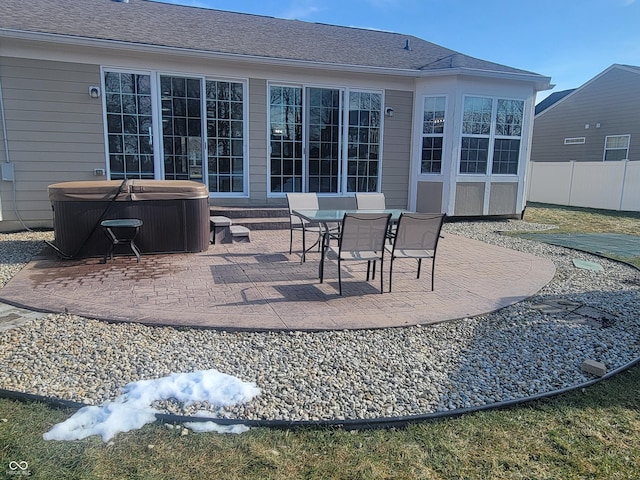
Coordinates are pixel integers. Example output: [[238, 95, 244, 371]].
[[48, 180, 210, 258]]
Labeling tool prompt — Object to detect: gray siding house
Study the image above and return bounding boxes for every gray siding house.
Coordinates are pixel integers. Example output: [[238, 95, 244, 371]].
[[0, 0, 551, 232], [528, 64, 640, 211]]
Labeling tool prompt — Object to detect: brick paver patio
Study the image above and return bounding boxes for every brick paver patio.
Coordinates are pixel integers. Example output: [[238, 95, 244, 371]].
[[0, 230, 556, 331]]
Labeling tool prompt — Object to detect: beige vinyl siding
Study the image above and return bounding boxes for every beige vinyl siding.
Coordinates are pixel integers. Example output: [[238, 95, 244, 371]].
[[532, 67, 640, 163], [248, 78, 267, 202], [381, 89, 412, 209], [0, 56, 104, 229]]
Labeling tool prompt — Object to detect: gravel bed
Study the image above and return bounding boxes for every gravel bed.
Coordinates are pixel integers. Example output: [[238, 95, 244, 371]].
[[1, 221, 639, 422]]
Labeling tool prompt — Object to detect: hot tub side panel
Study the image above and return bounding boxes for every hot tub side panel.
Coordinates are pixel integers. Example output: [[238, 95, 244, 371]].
[[49, 181, 210, 258]]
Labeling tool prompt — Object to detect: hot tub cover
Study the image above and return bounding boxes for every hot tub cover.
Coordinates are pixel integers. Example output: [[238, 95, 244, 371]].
[[48, 180, 209, 202]]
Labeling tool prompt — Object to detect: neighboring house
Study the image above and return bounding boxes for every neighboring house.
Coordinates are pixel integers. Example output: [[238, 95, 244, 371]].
[[528, 64, 640, 212], [534, 89, 575, 116], [0, 0, 551, 232]]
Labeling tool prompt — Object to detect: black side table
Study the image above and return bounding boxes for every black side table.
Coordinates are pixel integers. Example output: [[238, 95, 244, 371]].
[[100, 219, 143, 263]]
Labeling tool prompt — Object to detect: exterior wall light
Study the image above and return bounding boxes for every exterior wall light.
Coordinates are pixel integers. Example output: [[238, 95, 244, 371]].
[[385, 107, 394, 117], [88, 86, 101, 98]]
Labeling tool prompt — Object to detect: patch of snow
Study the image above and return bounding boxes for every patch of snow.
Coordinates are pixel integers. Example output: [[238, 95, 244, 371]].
[[43, 369, 260, 442]]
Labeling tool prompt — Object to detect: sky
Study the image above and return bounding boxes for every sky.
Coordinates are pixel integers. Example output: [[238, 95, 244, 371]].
[[43, 369, 259, 441], [159, 0, 640, 103]]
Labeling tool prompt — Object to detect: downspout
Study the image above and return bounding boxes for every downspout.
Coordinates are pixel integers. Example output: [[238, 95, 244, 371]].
[[0, 73, 32, 230]]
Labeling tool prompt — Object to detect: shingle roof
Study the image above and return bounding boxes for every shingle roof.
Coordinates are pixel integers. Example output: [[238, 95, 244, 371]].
[[535, 89, 575, 115], [1, 0, 545, 79]]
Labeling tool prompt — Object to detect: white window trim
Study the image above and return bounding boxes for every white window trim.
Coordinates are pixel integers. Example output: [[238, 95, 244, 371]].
[[202, 76, 250, 198], [155, 72, 208, 186], [266, 82, 304, 198], [100, 66, 250, 197], [419, 95, 448, 177], [100, 67, 159, 181], [458, 95, 525, 177], [459, 95, 495, 176], [603, 134, 630, 162], [266, 82, 384, 197], [345, 87, 385, 195]]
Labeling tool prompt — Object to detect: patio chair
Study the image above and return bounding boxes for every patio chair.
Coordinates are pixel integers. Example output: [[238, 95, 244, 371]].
[[385, 212, 446, 292], [320, 212, 391, 295], [355, 192, 386, 209], [286, 193, 324, 262], [355, 192, 395, 240]]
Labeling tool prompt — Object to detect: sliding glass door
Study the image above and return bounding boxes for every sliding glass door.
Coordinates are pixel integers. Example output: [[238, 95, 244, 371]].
[[307, 87, 342, 193], [269, 86, 303, 193], [160, 75, 203, 181]]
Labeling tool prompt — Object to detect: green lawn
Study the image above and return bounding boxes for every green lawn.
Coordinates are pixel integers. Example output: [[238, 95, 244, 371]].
[[524, 203, 640, 236], [1, 203, 639, 479], [2, 365, 639, 479]]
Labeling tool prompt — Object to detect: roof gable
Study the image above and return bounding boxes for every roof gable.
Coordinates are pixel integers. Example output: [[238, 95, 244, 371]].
[[1, 0, 546, 80], [535, 64, 640, 117]]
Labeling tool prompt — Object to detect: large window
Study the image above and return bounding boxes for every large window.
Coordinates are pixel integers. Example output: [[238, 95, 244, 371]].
[[268, 85, 382, 194], [206, 80, 245, 193], [347, 91, 381, 192], [269, 86, 303, 193], [103, 70, 247, 195], [460, 96, 524, 175], [104, 72, 154, 179], [492, 100, 523, 174], [460, 97, 492, 174], [420, 96, 446, 174], [603, 135, 630, 161]]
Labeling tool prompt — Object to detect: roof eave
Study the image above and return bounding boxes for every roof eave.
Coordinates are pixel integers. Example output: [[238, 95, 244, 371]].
[[419, 67, 552, 91]]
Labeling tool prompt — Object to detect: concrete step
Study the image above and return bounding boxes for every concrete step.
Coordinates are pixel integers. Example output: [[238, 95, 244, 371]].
[[230, 217, 290, 231], [210, 206, 288, 219], [210, 206, 290, 230], [230, 224, 251, 243], [210, 216, 234, 244]]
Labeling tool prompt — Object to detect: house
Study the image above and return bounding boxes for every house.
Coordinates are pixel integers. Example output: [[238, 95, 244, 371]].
[[534, 89, 575, 116], [528, 64, 640, 212], [0, 0, 551, 232]]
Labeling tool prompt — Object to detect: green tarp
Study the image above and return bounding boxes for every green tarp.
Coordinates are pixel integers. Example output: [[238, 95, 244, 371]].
[[517, 233, 640, 260]]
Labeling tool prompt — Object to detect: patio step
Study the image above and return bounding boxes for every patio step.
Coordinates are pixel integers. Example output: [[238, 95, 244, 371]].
[[229, 225, 251, 243], [209, 206, 290, 230], [210, 216, 233, 244]]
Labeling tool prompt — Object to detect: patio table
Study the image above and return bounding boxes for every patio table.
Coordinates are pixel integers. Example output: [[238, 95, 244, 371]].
[[292, 208, 409, 277], [100, 218, 143, 263]]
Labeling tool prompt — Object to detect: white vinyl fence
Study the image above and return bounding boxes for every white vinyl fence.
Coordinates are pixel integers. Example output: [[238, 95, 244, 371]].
[[527, 161, 640, 212]]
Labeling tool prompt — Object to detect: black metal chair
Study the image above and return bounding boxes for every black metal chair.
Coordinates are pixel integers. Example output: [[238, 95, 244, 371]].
[[385, 213, 446, 292], [320, 212, 391, 295]]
